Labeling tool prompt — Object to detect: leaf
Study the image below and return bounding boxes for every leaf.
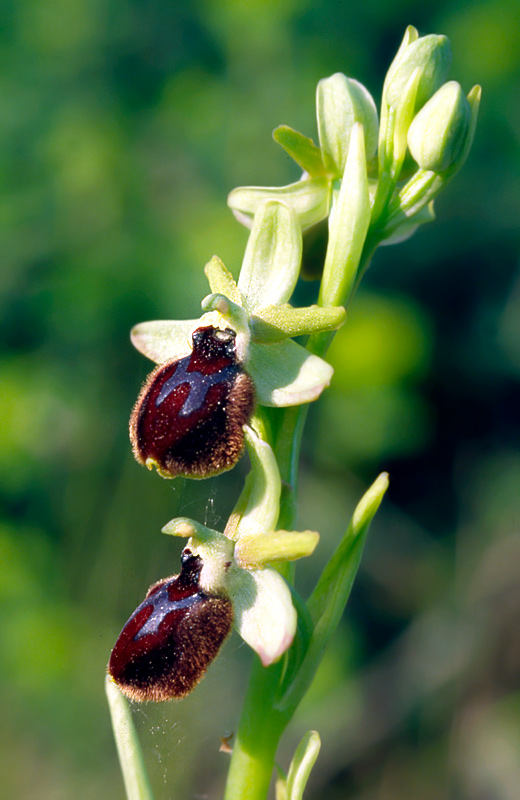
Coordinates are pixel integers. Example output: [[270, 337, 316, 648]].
[[105, 676, 155, 800], [286, 731, 321, 800], [307, 472, 389, 627], [278, 473, 388, 714]]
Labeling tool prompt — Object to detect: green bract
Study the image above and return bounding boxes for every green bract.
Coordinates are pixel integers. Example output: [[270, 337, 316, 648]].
[[316, 73, 379, 175], [162, 428, 319, 666]]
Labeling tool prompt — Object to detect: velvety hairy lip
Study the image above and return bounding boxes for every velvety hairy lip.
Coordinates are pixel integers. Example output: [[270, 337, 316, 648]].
[[108, 551, 233, 702], [130, 325, 255, 479]]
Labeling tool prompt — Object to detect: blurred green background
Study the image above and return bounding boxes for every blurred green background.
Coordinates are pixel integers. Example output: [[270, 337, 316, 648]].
[[1, 0, 520, 798]]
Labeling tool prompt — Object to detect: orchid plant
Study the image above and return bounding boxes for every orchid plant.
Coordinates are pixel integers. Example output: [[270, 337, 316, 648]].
[[106, 26, 480, 800]]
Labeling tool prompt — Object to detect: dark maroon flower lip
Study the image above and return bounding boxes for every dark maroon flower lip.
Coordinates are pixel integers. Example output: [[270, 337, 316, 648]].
[[129, 325, 255, 480], [108, 551, 233, 702]]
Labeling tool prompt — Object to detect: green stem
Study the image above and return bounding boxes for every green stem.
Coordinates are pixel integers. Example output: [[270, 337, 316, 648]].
[[224, 403, 308, 799], [223, 658, 289, 800], [225, 161, 378, 799]]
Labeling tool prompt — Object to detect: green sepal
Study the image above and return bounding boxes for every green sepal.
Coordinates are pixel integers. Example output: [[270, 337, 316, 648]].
[[239, 200, 302, 309], [251, 304, 346, 343], [130, 318, 194, 364], [228, 178, 331, 232], [248, 338, 333, 407], [227, 564, 297, 666], [234, 530, 319, 569], [273, 125, 327, 177]]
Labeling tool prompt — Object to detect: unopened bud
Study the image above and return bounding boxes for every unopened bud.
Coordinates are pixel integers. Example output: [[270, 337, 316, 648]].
[[385, 34, 452, 112], [317, 73, 379, 175], [407, 81, 471, 172]]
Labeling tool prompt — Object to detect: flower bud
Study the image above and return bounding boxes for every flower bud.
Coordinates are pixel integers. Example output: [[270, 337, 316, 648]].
[[130, 325, 255, 479], [407, 81, 472, 172], [385, 34, 452, 112], [108, 550, 233, 701], [317, 73, 379, 175]]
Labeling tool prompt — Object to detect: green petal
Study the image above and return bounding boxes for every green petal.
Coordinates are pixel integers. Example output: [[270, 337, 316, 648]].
[[235, 530, 319, 569], [251, 304, 346, 342], [272, 125, 327, 177], [248, 339, 333, 407], [130, 319, 195, 364], [227, 565, 297, 666], [228, 178, 330, 232], [204, 255, 243, 304], [238, 200, 302, 309]]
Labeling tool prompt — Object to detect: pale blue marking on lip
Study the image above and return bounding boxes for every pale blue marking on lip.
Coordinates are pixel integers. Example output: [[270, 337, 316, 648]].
[[155, 357, 237, 417], [133, 582, 203, 641]]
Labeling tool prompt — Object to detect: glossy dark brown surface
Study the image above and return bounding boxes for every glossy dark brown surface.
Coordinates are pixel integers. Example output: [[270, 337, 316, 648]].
[[108, 551, 233, 701], [130, 326, 255, 478]]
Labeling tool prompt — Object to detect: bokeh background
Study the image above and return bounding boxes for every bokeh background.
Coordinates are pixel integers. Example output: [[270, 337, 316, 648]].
[[2, 0, 520, 798]]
